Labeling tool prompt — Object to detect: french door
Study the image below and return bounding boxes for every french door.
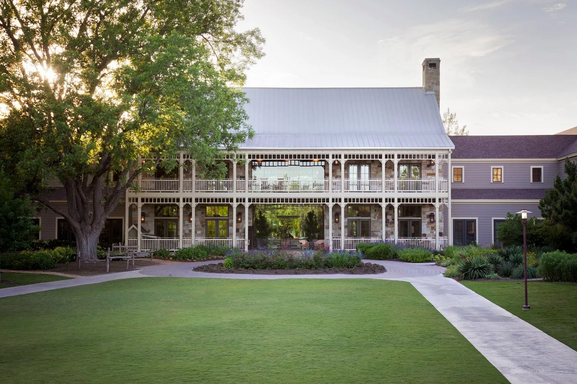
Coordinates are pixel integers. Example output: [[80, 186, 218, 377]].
[[453, 219, 476, 246], [399, 220, 422, 238], [349, 164, 370, 191], [347, 219, 371, 238]]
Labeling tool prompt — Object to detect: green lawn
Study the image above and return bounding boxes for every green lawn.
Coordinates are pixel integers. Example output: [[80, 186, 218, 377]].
[[462, 281, 577, 351], [0, 272, 71, 289], [0, 278, 506, 383]]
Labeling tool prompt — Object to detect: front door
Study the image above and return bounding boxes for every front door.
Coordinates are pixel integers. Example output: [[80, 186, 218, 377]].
[[454, 219, 476, 246], [399, 219, 422, 238]]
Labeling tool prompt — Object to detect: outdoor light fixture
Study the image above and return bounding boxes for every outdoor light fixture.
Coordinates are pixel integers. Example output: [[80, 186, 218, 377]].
[[516, 209, 532, 310], [237, 212, 242, 223], [256, 159, 263, 162], [334, 211, 340, 223], [335, 160, 339, 165], [312, 159, 319, 162], [141, 213, 146, 223], [429, 212, 435, 223], [189, 213, 193, 222]]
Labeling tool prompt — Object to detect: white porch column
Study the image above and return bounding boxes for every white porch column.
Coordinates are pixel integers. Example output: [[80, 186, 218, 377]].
[[233, 160, 237, 194], [393, 200, 399, 245], [178, 201, 183, 249], [381, 156, 385, 193], [191, 201, 196, 246], [448, 151, 453, 245], [328, 154, 333, 193], [435, 153, 439, 194], [179, 152, 184, 194], [245, 158, 249, 192], [137, 198, 142, 252], [341, 154, 345, 192], [232, 202, 237, 248], [381, 203, 386, 241], [340, 200, 345, 250], [244, 199, 249, 251], [124, 196, 129, 248], [393, 153, 398, 193], [435, 201, 440, 250], [328, 202, 333, 251], [191, 160, 196, 193]]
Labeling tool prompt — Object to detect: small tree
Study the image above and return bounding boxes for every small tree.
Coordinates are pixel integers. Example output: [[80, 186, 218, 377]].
[[496, 212, 545, 248], [0, 171, 39, 252], [254, 210, 271, 239], [302, 210, 320, 242], [539, 160, 577, 251], [442, 108, 469, 136]]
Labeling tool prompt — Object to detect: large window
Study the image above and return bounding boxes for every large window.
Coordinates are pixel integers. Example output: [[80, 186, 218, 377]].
[[348, 164, 370, 191], [399, 206, 421, 218], [206, 206, 229, 217], [99, 219, 123, 248], [491, 167, 503, 183], [531, 166, 543, 183], [493, 219, 505, 247], [207, 220, 228, 238], [346, 205, 371, 217], [155, 220, 178, 238], [399, 164, 421, 190], [57, 218, 75, 242], [347, 220, 370, 238], [454, 219, 476, 246], [399, 220, 422, 238], [155, 205, 178, 217]]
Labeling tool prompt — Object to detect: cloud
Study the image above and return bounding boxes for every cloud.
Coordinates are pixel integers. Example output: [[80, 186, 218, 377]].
[[463, 0, 513, 12], [542, 2, 566, 12]]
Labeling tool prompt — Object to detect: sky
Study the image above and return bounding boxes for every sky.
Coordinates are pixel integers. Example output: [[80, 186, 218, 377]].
[[236, 0, 577, 135]]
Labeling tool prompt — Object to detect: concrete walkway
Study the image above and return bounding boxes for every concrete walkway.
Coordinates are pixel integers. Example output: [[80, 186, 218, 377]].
[[1, 261, 577, 383]]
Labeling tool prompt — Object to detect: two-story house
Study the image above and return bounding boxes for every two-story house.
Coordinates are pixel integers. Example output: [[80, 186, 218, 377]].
[[34, 58, 577, 251]]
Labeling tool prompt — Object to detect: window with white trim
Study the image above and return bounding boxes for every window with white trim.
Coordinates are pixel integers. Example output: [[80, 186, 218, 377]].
[[452, 167, 464, 183], [491, 166, 503, 183], [531, 166, 543, 183]]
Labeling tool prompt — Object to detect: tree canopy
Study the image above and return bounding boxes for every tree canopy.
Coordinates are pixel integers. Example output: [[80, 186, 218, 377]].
[[442, 108, 468, 136], [0, 0, 264, 260], [539, 160, 577, 249]]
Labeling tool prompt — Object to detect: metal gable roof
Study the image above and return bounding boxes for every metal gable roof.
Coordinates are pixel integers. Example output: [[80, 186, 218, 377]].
[[239, 88, 454, 150]]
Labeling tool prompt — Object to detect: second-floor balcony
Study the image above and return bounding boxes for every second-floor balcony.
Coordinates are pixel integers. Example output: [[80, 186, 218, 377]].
[[131, 177, 449, 194]]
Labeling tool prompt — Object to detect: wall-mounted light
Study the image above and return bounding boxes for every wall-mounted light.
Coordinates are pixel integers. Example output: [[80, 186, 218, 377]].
[[335, 160, 339, 165], [256, 159, 263, 163], [189, 213, 193, 222], [141, 213, 146, 223], [334, 211, 340, 223], [429, 212, 435, 223], [427, 160, 435, 167], [237, 212, 242, 223], [312, 159, 319, 162]]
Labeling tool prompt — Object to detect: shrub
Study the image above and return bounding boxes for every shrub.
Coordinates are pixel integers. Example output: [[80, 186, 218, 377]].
[[485, 253, 504, 272], [0, 250, 57, 270], [153, 248, 171, 259], [485, 272, 501, 280], [204, 244, 231, 257], [539, 251, 577, 282], [497, 261, 514, 278], [223, 257, 233, 269], [224, 249, 361, 270], [458, 256, 493, 280], [443, 265, 461, 278], [511, 265, 540, 279], [364, 244, 397, 260], [509, 252, 524, 267], [325, 251, 362, 268], [51, 247, 76, 263], [174, 246, 209, 260], [356, 243, 377, 254], [397, 248, 432, 263]]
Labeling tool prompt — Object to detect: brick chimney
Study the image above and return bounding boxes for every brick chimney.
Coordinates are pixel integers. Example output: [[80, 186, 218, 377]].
[[422, 58, 440, 109]]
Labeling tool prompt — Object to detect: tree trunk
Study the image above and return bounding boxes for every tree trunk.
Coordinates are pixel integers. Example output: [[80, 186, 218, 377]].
[[74, 228, 102, 263]]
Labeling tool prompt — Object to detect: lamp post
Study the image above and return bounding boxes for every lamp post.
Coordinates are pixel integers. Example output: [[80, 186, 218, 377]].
[[517, 209, 532, 310]]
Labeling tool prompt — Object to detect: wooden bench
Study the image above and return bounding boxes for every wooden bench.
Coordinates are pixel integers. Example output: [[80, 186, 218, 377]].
[[106, 249, 135, 273]]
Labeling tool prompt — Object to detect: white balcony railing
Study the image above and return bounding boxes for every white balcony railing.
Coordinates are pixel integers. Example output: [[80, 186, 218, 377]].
[[397, 178, 448, 193], [195, 238, 246, 249], [344, 179, 382, 192], [129, 237, 180, 250], [195, 179, 234, 192], [139, 179, 179, 192], [248, 178, 327, 193], [340, 237, 382, 251]]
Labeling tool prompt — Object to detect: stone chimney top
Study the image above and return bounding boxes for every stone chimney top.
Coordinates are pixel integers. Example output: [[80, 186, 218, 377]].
[[422, 58, 440, 109]]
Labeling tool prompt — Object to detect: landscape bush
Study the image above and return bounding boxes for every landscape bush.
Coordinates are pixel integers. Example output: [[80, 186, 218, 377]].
[[204, 244, 231, 257], [356, 243, 377, 254], [497, 261, 514, 278], [443, 265, 461, 278], [174, 246, 209, 260], [458, 256, 493, 280], [539, 251, 577, 282], [153, 248, 171, 259], [510, 265, 540, 279], [223, 249, 362, 270], [363, 243, 397, 260], [0, 251, 57, 270], [397, 247, 432, 263]]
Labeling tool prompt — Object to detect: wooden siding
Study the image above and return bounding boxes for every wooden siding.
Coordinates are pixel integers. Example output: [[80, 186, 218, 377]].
[[450, 162, 558, 189]]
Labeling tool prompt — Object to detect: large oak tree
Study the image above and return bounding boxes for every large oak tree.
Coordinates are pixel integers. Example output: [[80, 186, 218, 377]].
[[0, 0, 264, 261]]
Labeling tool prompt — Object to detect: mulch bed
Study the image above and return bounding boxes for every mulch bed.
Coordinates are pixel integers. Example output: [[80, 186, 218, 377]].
[[193, 262, 386, 275]]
